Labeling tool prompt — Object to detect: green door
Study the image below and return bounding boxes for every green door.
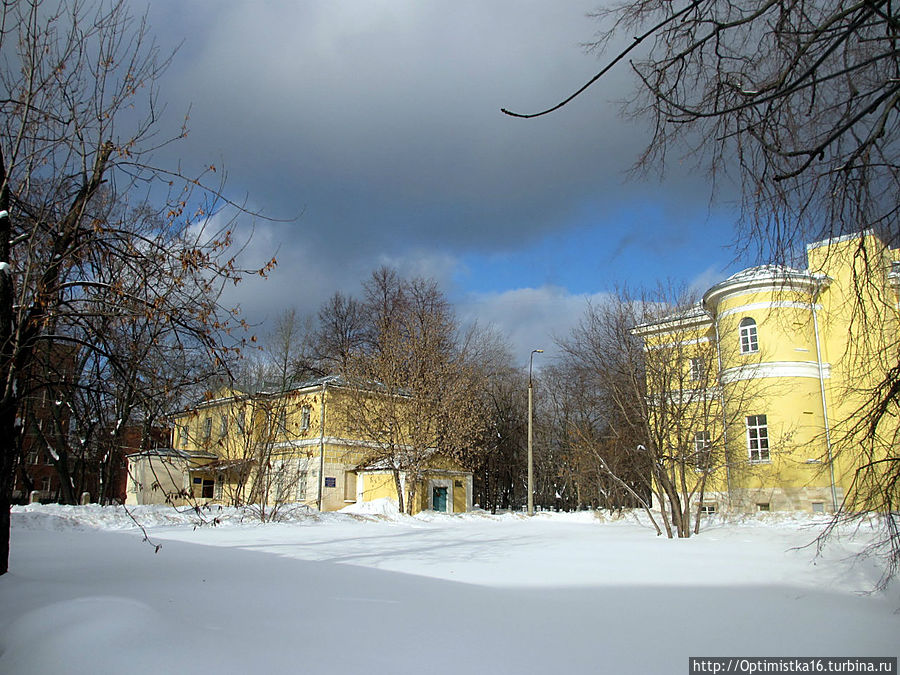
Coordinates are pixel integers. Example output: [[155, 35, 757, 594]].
[[432, 486, 448, 512]]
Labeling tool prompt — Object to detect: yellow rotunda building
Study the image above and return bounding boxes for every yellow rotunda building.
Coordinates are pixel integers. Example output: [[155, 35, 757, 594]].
[[635, 231, 899, 513]]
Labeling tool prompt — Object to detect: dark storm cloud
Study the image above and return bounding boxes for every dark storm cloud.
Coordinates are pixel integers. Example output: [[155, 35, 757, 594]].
[[134, 0, 729, 340]]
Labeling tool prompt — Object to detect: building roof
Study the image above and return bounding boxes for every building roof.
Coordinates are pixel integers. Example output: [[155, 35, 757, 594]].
[[632, 264, 827, 336], [631, 302, 711, 336], [257, 374, 346, 396], [702, 264, 826, 310], [173, 374, 350, 416], [126, 447, 218, 461], [721, 264, 808, 283]]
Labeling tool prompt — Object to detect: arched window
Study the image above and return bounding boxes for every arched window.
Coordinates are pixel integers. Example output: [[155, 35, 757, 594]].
[[739, 317, 758, 354]]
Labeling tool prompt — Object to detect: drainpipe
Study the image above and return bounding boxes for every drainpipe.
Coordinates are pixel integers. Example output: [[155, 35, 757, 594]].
[[812, 283, 838, 511], [711, 309, 733, 500], [317, 380, 327, 511]]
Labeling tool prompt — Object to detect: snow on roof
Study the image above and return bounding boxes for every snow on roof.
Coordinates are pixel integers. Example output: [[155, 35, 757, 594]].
[[262, 373, 346, 395], [722, 264, 808, 283], [126, 447, 217, 461], [702, 263, 826, 310], [631, 302, 711, 335]]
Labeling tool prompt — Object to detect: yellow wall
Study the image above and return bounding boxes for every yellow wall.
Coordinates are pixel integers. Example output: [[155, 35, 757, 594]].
[[358, 469, 471, 514], [637, 232, 900, 512], [158, 381, 473, 513]]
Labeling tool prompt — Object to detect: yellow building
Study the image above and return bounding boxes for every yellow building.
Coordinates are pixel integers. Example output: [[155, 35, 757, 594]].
[[126, 375, 474, 514], [634, 231, 899, 514]]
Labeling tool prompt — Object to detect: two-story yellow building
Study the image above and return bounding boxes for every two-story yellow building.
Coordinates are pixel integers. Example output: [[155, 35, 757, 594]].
[[126, 375, 474, 514], [634, 231, 899, 514]]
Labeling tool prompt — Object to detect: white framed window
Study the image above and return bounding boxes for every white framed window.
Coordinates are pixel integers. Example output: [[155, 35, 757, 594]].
[[811, 502, 825, 513], [277, 409, 287, 434], [746, 414, 770, 462], [300, 405, 311, 431], [219, 415, 228, 437], [194, 476, 214, 499], [693, 430, 711, 471], [179, 424, 189, 448], [757, 502, 770, 512], [273, 463, 287, 503], [699, 503, 717, 514], [203, 416, 212, 440], [739, 317, 759, 354], [295, 466, 308, 502], [689, 357, 705, 381], [214, 475, 224, 500]]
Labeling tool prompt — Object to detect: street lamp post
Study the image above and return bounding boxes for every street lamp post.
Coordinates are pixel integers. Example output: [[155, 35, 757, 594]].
[[527, 349, 543, 516]]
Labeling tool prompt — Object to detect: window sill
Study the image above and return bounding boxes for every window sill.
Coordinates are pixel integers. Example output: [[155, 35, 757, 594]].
[[748, 459, 771, 464]]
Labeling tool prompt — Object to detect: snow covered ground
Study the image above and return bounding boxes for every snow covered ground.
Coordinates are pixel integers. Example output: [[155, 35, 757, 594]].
[[1, 503, 897, 674]]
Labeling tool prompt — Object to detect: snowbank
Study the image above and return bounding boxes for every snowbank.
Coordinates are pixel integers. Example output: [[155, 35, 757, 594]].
[[1, 504, 897, 674]]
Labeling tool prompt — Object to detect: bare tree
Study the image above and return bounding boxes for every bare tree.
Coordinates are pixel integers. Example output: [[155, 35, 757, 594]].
[[558, 290, 762, 537], [194, 310, 314, 521], [503, 0, 898, 253], [474, 364, 527, 513], [0, 0, 274, 574], [504, 0, 898, 566], [539, 362, 650, 513], [344, 270, 489, 514], [311, 292, 367, 376]]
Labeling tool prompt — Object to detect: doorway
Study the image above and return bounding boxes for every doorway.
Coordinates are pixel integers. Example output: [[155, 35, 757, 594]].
[[432, 486, 448, 512]]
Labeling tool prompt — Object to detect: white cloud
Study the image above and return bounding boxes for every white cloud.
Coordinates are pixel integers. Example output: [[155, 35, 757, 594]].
[[458, 285, 612, 365], [688, 264, 728, 297]]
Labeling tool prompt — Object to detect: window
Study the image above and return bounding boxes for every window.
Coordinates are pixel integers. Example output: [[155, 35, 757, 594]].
[[746, 415, 770, 462], [277, 409, 287, 434], [757, 502, 770, 512], [300, 405, 311, 431], [194, 476, 214, 498], [274, 469, 286, 503], [219, 415, 228, 437], [26, 449, 39, 465], [811, 502, 825, 513], [295, 469, 308, 501], [214, 475, 224, 500], [689, 357, 705, 381], [699, 503, 717, 514], [739, 317, 759, 354], [694, 431, 711, 471], [179, 425, 189, 448], [203, 416, 212, 440], [344, 471, 357, 502]]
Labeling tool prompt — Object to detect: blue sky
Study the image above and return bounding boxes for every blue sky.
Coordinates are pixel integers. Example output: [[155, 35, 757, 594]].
[[456, 200, 737, 296], [136, 0, 755, 363]]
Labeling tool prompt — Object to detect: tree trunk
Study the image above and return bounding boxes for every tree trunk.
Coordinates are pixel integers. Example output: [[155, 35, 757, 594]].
[[405, 480, 417, 516], [392, 468, 404, 514], [0, 152, 15, 575]]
